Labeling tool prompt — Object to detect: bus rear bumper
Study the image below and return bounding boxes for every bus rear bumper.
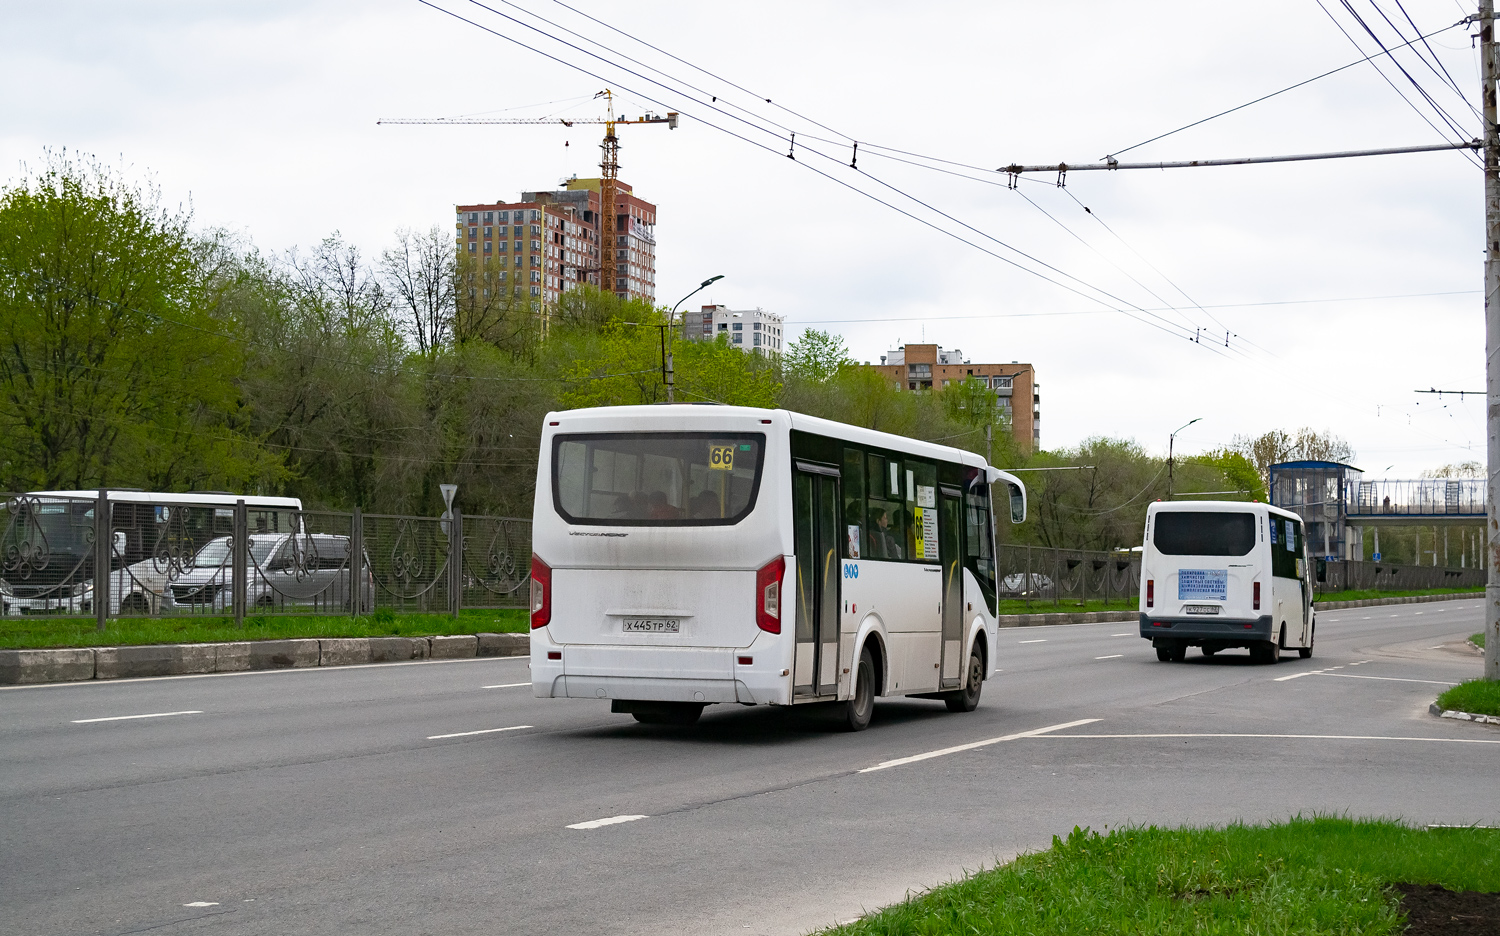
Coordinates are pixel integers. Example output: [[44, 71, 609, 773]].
[[530, 633, 790, 705], [1139, 613, 1273, 644]]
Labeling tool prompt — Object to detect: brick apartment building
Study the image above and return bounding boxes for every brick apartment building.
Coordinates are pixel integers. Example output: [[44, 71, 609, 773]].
[[455, 177, 656, 304], [871, 344, 1040, 450]]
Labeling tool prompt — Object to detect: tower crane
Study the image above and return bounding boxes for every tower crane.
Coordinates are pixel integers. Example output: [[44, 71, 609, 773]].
[[379, 90, 677, 298]]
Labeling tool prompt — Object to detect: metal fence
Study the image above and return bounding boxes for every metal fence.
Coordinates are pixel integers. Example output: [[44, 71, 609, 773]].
[[1314, 558, 1484, 593], [1347, 479, 1485, 518], [996, 544, 1141, 609], [0, 493, 532, 629]]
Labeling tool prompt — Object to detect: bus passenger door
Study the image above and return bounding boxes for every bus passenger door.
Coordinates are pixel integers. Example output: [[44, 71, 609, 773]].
[[939, 489, 964, 688], [793, 468, 841, 698]]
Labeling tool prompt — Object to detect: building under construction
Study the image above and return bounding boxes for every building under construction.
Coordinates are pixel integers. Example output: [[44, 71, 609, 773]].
[[455, 176, 657, 305]]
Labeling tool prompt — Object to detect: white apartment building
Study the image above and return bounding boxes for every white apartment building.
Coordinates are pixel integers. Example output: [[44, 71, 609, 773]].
[[683, 305, 785, 356]]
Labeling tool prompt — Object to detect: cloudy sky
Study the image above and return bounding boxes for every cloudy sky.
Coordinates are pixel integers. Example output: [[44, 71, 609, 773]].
[[0, 0, 1487, 475]]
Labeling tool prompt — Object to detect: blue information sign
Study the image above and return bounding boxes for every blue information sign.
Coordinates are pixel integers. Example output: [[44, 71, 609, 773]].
[[1179, 569, 1228, 601]]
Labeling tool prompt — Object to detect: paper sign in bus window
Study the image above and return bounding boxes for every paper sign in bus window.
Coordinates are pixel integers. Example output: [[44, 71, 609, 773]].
[[1178, 569, 1228, 601], [847, 525, 861, 559], [1285, 519, 1295, 551], [708, 445, 734, 471]]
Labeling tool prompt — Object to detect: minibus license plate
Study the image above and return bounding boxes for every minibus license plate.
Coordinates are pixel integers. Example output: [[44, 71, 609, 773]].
[[1184, 605, 1220, 615], [623, 618, 680, 633]]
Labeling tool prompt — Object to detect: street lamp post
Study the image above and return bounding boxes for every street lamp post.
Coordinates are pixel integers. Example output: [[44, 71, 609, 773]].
[[1167, 417, 1203, 499], [662, 275, 724, 403]]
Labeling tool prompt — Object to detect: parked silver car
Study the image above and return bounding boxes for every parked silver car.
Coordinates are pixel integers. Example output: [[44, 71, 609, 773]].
[[167, 534, 374, 613]]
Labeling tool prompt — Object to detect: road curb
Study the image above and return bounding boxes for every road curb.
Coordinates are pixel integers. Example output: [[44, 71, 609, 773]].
[[1429, 702, 1500, 726], [1315, 592, 1482, 610], [997, 611, 1136, 628], [0, 631, 530, 686]]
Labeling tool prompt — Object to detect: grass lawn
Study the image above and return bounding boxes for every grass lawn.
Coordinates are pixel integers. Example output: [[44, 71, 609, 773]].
[[1472, 632, 1486, 649], [1314, 587, 1482, 603], [818, 818, 1500, 936], [0, 607, 529, 650], [1437, 678, 1500, 718]]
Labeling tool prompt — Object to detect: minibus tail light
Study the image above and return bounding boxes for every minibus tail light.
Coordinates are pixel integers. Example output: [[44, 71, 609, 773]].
[[1253, 581, 1261, 611], [756, 556, 785, 634], [1146, 579, 1154, 608], [530, 555, 551, 629]]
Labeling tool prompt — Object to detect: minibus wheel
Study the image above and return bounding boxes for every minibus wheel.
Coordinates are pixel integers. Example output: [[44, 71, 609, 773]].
[[1299, 625, 1314, 659], [945, 647, 984, 713], [844, 647, 875, 731], [1155, 639, 1186, 662], [1251, 639, 1280, 664]]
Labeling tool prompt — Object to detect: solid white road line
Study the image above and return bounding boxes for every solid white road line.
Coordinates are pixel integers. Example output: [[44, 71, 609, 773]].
[[427, 725, 531, 740], [183, 902, 219, 907], [567, 814, 648, 830], [1319, 673, 1454, 685], [1036, 732, 1500, 745], [1095, 654, 1124, 660], [1111, 633, 1132, 637], [71, 710, 202, 724], [1019, 639, 1047, 644], [481, 682, 531, 689], [859, 718, 1101, 773]]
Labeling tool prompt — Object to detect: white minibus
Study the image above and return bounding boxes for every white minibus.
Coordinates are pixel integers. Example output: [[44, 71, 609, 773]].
[[1139, 500, 1313, 663], [529, 405, 1027, 730]]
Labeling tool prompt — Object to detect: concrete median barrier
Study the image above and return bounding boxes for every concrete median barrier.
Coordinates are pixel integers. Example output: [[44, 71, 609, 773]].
[[477, 632, 529, 657], [319, 638, 372, 667], [429, 635, 478, 659], [368, 637, 430, 663], [0, 648, 96, 684], [247, 639, 320, 669], [96, 643, 217, 680]]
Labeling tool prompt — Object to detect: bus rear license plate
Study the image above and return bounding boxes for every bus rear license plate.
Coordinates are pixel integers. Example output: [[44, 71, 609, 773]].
[[1184, 605, 1221, 615], [623, 619, 680, 633]]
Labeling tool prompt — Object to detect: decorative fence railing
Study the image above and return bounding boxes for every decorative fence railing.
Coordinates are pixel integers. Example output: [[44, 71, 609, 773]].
[[995, 544, 1141, 609], [1347, 479, 1486, 518], [1313, 558, 1484, 593], [0, 492, 531, 629]]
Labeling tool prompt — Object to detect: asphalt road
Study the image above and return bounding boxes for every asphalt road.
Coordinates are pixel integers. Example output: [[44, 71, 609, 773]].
[[2, 600, 1495, 936]]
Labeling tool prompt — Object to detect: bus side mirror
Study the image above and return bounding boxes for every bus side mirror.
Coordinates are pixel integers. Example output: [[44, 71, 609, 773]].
[[1008, 482, 1026, 524]]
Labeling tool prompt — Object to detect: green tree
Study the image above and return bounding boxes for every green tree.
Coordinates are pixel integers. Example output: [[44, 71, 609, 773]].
[[0, 152, 278, 491], [781, 328, 853, 384]]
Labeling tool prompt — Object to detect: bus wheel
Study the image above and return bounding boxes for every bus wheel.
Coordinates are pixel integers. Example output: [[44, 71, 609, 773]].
[[1251, 639, 1280, 664], [632, 702, 703, 726], [1299, 625, 1314, 659], [945, 647, 984, 713], [844, 646, 875, 731], [1202, 644, 1219, 657], [1155, 640, 1185, 662]]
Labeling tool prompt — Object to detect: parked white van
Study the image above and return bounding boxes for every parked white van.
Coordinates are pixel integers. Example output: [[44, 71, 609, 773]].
[[1138, 501, 1313, 663]]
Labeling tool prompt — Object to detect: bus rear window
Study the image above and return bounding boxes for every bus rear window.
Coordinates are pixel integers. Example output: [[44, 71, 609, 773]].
[[1152, 512, 1255, 556], [553, 432, 765, 526]]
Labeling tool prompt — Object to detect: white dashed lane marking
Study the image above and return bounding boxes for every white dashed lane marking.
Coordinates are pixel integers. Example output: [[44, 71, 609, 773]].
[[1095, 654, 1124, 660], [427, 725, 532, 740], [568, 814, 648, 830], [481, 682, 530, 689], [1019, 639, 1047, 644], [71, 710, 203, 724]]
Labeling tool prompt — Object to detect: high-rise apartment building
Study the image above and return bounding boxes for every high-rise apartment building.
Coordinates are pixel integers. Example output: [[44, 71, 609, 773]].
[[871, 344, 1040, 450], [455, 177, 656, 304], [682, 305, 785, 356]]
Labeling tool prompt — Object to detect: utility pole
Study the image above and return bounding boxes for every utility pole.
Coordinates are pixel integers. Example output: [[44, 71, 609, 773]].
[[1482, 0, 1500, 680], [1167, 417, 1202, 500]]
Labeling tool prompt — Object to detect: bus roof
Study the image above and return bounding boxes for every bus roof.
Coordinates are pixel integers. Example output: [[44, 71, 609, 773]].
[[1147, 499, 1300, 522], [545, 404, 999, 474], [25, 490, 303, 508]]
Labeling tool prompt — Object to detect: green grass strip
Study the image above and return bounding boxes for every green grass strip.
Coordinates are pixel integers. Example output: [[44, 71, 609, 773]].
[[1438, 678, 1500, 718], [0, 608, 529, 650], [1314, 587, 1481, 603], [819, 818, 1500, 936], [1472, 632, 1486, 649]]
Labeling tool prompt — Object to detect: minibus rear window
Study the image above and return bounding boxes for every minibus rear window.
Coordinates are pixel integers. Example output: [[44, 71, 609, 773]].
[[553, 432, 765, 526], [1152, 512, 1255, 556]]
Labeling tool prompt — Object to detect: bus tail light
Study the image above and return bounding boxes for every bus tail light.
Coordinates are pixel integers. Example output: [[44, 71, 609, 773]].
[[756, 556, 785, 634], [1146, 579, 1154, 608], [1253, 581, 1261, 611], [530, 555, 551, 629]]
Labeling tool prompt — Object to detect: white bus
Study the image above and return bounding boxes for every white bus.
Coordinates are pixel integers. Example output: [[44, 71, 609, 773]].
[[0, 490, 303, 615], [1138, 500, 1313, 663], [528, 405, 1026, 730]]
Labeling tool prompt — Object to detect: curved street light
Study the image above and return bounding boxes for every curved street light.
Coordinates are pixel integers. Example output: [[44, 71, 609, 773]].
[[1167, 417, 1203, 499], [662, 274, 724, 403]]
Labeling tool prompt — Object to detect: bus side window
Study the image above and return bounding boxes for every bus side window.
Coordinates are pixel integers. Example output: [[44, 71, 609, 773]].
[[842, 447, 864, 558], [866, 452, 903, 560]]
